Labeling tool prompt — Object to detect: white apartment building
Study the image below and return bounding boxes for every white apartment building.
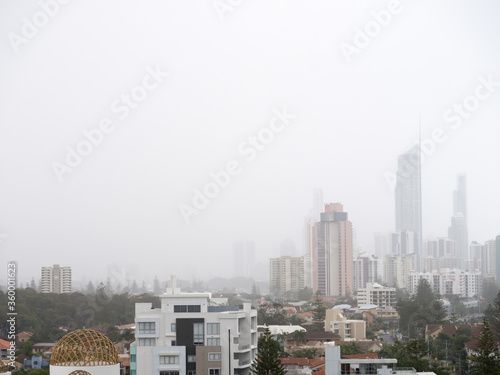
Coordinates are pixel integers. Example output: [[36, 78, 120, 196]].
[[353, 253, 384, 291], [385, 254, 413, 289], [269, 256, 305, 295], [40, 264, 72, 293], [134, 278, 257, 375], [357, 283, 396, 309], [408, 268, 482, 298]]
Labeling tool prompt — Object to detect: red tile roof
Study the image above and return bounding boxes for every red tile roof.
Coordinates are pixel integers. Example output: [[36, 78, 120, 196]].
[[0, 339, 11, 349]]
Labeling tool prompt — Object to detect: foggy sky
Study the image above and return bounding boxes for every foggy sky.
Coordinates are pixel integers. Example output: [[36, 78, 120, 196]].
[[1, 0, 499, 285]]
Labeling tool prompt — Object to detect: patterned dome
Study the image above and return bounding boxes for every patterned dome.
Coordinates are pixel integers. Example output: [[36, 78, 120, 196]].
[[51, 329, 119, 366], [68, 371, 92, 375]]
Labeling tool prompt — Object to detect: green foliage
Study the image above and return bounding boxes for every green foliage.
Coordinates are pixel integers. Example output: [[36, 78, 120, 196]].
[[12, 370, 49, 375], [291, 348, 317, 359], [297, 287, 313, 301], [397, 279, 446, 339], [379, 340, 430, 372], [293, 330, 307, 345], [106, 325, 121, 342], [484, 289, 500, 340], [339, 342, 361, 355], [468, 320, 500, 375], [0, 288, 159, 342], [312, 291, 326, 330], [18, 340, 34, 356], [250, 327, 286, 375]]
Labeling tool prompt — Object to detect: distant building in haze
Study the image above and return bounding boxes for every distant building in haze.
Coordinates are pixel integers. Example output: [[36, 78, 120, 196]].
[[448, 174, 468, 268], [233, 241, 255, 278], [313, 203, 353, 296], [395, 145, 422, 271], [269, 256, 305, 297], [41, 264, 72, 293]]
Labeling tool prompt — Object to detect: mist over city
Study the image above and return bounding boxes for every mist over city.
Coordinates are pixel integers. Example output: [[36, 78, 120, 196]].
[[1, 2, 500, 374]]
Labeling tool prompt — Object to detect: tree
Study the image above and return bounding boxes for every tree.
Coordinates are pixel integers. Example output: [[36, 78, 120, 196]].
[[397, 279, 446, 339], [250, 327, 286, 375], [293, 330, 307, 346], [312, 291, 326, 330], [106, 325, 121, 343], [339, 342, 361, 355], [468, 320, 500, 375], [484, 289, 500, 340]]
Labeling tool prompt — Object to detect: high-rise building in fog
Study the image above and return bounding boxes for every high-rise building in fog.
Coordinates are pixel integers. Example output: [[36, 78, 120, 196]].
[[448, 174, 468, 268], [304, 188, 324, 289], [313, 203, 353, 296], [269, 256, 305, 296], [496, 235, 500, 283], [395, 145, 422, 270], [41, 264, 72, 293], [233, 241, 255, 278]]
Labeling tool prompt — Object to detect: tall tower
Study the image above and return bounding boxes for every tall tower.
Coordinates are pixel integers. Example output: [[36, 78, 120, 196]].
[[313, 203, 353, 296], [395, 145, 422, 271], [449, 174, 468, 267], [304, 188, 323, 288]]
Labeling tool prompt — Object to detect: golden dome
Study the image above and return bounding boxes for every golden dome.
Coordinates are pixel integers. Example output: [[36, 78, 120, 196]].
[[68, 371, 92, 375], [51, 329, 119, 366]]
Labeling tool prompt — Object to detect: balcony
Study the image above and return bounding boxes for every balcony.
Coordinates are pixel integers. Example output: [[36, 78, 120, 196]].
[[234, 344, 251, 353], [233, 359, 252, 368]]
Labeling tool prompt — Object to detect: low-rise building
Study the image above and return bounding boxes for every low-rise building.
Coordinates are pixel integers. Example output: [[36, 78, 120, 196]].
[[134, 277, 257, 375], [325, 310, 366, 341], [357, 283, 396, 308]]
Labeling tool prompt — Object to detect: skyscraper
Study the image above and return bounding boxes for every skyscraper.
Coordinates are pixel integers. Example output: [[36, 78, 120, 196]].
[[313, 203, 353, 296], [448, 174, 468, 267], [395, 145, 422, 271], [41, 264, 72, 293], [304, 188, 323, 289]]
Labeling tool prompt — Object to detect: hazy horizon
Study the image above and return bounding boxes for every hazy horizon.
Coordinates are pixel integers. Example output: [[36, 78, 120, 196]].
[[1, 0, 499, 285]]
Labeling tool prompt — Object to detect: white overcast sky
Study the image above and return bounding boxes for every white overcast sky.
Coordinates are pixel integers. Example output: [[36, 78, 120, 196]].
[[1, 0, 499, 285]]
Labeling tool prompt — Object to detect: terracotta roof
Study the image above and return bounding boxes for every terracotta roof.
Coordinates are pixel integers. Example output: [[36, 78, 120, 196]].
[[0, 339, 11, 349], [342, 353, 378, 360], [279, 358, 325, 368], [465, 339, 479, 350], [280, 358, 310, 366], [299, 311, 314, 317]]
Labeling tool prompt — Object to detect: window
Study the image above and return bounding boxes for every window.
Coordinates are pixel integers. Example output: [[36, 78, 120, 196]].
[[138, 322, 155, 334], [171, 323, 176, 332], [208, 353, 221, 361], [174, 305, 201, 313], [193, 323, 204, 345], [207, 338, 220, 346], [188, 355, 196, 362], [160, 372, 179, 375], [207, 323, 220, 335], [160, 355, 179, 364], [188, 371, 196, 375], [171, 340, 176, 346], [131, 354, 136, 362], [138, 338, 155, 346], [233, 337, 238, 344], [209, 369, 220, 375]]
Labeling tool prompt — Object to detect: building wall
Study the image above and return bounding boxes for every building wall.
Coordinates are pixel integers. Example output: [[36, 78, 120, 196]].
[[269, 256, 305, 295], [135, 288, 257, 375], [41, 264, 71, 293]]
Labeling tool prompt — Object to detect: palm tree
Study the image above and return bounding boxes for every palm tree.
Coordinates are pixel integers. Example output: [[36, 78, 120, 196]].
[[293, 330, 307, 346]]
